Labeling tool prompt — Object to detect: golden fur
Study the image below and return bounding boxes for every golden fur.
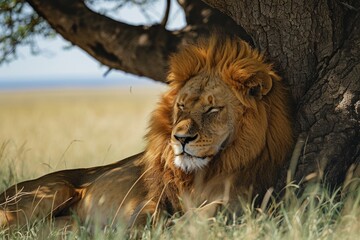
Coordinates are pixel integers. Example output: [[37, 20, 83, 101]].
[[0, 154, 147, 229], [0, 36, 292, 230], [138, 36, 293, 222]]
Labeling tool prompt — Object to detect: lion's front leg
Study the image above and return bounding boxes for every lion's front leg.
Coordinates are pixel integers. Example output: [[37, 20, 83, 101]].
[[0, 179, 80, 229]]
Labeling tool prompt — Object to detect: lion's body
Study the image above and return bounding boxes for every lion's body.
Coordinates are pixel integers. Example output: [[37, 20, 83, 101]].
[[0, 36, 293, 230], [0, 153, 146, 228]]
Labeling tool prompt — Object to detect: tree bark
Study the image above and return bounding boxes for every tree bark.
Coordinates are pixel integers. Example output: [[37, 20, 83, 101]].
[[295, 26, 360, 186], [203, 0, 360, 187]]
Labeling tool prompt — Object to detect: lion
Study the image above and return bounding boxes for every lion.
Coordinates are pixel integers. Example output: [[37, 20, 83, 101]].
[[0, 36, 293, 231]]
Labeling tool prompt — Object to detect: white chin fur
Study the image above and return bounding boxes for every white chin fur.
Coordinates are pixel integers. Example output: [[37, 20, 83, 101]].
[[174, 155, 210, 173]]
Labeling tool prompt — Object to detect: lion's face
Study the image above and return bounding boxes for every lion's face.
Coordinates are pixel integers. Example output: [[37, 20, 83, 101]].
[[171, 74, 240, 173]]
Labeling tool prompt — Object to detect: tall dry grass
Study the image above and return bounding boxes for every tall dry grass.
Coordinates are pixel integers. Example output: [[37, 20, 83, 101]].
[[0, 87, 164, 186], [0, 86, 359, 239]]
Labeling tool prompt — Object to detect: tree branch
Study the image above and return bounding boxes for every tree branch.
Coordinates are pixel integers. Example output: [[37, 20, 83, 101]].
[[25, 0, 191, 83], [160, 0, 171, 27]]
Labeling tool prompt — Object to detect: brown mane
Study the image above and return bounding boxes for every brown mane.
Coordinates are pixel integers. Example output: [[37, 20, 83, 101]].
[[141, 36, 293, 216]]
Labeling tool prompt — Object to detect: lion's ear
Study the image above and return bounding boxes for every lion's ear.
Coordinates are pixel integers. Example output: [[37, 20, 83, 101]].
[[247, 72, 273, 99]]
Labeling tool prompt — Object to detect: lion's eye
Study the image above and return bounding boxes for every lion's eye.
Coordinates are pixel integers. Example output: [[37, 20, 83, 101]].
[[177, 103, 185, 111], [206, 107, 222, 114]]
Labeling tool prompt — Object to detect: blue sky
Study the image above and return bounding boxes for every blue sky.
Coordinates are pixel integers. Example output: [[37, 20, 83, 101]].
[[0, 0, 185, 86]]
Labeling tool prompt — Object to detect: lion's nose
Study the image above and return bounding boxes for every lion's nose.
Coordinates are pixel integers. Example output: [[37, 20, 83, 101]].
[[174, 133, 198, 146]]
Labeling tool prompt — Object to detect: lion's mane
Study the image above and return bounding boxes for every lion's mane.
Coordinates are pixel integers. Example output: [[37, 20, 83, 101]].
[[140, 36, 293, 215]]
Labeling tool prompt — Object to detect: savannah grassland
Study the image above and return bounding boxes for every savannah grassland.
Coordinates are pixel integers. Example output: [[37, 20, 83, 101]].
[[0, 87, 359, 239]]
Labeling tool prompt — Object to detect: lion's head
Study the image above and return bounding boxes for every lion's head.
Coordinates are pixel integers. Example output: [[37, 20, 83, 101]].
[[142, 36, 293, 210], [171, 74, 243, 172]]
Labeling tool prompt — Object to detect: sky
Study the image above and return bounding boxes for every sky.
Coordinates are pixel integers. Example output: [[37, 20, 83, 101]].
[[0, 0, 185, 88]]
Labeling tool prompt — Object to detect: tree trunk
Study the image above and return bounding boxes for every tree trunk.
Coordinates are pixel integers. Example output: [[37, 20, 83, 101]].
[[203, 0, 360, 188], [24, 0, 360, 188]]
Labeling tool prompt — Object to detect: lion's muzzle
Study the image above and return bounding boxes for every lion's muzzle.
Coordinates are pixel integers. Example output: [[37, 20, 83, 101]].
[[171, 119, 212, 172]]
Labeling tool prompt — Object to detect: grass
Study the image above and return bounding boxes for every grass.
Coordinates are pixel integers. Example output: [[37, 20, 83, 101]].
[[0, 87, 359, 239], [0, 87, 163, 182]]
